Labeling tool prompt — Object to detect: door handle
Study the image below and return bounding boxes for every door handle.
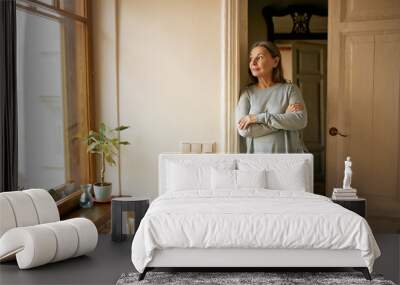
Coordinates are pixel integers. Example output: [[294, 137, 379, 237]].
[[329, 127, 348, 137]]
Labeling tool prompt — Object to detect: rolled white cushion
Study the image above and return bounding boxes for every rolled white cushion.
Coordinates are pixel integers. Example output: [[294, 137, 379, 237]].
[[24, 189, 60, 223], [0, 192, 39, 227], [0, 226, 57, 269], [0, 218, 98, 269], [65, 218, 98, 257], [42, 221, 79, 262], [0, 196, 17, 237], [0, 189, 59, 239]]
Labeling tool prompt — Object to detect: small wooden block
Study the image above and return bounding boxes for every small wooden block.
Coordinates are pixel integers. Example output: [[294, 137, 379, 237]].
[[181, 142, 191, 153], [190, 143, 202, 153], [202, 143, 215, 153]]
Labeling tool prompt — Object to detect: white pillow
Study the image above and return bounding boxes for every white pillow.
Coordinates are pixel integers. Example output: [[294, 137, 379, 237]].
[[167, 160, 235, 191], [167, 163, 208, 191], [265, 162, 307, 191], [211, 168, 236, 189], [237, 169, 267, 188], [237, 159, 309, 192], [211, 169, 267, 190]]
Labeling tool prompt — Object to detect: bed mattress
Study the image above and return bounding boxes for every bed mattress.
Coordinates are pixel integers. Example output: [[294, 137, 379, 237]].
[[131, 189, 380, 273]]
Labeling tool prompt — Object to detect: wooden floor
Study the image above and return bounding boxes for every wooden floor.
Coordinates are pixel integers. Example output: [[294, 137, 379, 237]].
[[0, 234, 399, 285]]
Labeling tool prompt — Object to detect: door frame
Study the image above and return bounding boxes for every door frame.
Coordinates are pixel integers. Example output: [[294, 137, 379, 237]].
[[225, 1, 329, 193], [221, 0, 248, 153]]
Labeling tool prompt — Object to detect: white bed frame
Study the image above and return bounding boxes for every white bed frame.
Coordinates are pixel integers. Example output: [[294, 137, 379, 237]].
[[140, 154, 370, 280]]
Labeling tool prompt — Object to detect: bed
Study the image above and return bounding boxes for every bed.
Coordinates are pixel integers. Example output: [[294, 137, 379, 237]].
[[131, 153, 380, 281]]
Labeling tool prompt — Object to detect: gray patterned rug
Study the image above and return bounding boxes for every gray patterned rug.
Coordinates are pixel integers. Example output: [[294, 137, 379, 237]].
[[116, 271, 396, 285]]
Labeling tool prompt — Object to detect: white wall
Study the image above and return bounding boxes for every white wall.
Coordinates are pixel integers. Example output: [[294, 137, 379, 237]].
[[92, 0, 223, 199], [91, 0, 120, 194]]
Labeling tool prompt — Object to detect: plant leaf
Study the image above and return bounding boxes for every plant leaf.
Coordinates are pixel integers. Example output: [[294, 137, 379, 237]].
[[99, 123, 106, 141], [105, 154, 116, 166], [99, 123, 106, 133], [83, 123, 130, 168], [87, 142, 99, 153], [114, 125, 130, 131]]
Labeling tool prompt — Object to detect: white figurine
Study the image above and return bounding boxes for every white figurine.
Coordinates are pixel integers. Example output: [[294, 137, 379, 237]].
[[342, 156, 352, 189]]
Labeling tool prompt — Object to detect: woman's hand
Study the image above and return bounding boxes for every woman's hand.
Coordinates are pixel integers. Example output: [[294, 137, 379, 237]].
[[286, 103, 304, 113], [238, 114, 256, 130]]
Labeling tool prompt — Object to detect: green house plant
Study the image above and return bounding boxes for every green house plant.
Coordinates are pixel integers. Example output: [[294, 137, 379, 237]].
[[84, 123, 130, 202]]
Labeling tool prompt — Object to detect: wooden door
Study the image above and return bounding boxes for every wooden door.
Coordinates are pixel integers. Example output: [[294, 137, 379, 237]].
[[327, 0, 400, 232], [292, 42, 327, 196]]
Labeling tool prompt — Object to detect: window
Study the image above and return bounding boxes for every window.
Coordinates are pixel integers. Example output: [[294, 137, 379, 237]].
[[16, 0, 93, 191]]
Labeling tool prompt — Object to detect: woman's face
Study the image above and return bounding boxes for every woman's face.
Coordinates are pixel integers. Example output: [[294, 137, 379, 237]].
[[249, 46, 279, 79]]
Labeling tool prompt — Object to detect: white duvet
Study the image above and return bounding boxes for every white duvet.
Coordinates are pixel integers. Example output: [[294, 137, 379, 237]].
[[131, 189, 380, 273]]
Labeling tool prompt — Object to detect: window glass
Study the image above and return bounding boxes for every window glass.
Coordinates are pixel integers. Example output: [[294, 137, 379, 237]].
[[37, 0, 54, 6], [17, 10, 65, 189], [16, 2, 91, 190], [59, 0, 85, 17]]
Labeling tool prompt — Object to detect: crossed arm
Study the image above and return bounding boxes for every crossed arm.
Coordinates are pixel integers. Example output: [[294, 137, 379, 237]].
[[236, 85, 308, 138], [236, 91, 277, 138]]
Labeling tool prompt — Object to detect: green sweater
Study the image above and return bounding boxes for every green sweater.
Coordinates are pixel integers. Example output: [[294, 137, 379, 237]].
[[236, 83, 308, 153]]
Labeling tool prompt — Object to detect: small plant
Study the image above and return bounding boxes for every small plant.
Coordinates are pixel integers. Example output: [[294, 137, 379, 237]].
[[85, 123, 130, 185]]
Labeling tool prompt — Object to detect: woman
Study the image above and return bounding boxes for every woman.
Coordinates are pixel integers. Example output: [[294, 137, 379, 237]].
[[236, 41, 308, 153]]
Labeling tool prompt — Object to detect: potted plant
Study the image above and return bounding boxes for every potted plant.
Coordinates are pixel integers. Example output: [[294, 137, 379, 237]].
[[84, 123, 130, 202]]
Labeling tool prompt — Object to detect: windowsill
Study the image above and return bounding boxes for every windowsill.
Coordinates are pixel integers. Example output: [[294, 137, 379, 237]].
[[62, 202, 111, 232]]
